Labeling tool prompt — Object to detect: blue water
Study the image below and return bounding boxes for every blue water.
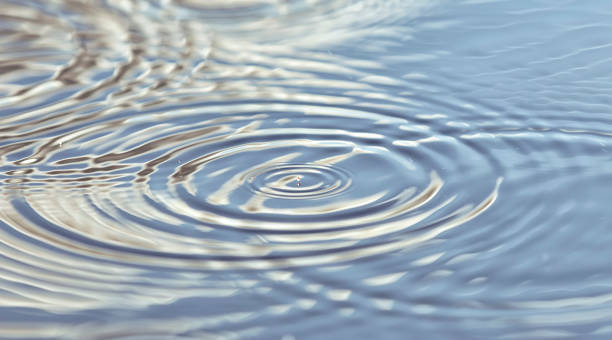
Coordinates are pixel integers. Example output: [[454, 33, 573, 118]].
[[1, 0, 612, 339]]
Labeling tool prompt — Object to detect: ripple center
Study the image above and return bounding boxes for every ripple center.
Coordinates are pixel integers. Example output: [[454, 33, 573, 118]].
[[247, 163, 351, 199]]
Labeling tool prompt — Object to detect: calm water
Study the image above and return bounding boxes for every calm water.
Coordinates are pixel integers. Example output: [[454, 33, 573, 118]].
[[1, 0, 612, 339]]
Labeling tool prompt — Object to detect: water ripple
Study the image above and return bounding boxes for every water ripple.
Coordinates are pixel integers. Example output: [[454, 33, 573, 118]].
[[2, 0, 612, 339]]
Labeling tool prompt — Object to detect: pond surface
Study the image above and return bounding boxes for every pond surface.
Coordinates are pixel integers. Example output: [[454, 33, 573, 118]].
[[1, 0, 612, 339]]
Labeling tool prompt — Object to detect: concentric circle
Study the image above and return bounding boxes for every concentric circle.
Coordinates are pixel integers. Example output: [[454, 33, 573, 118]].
[[4, 0, 612, 339], [246, 163, 351, 199]]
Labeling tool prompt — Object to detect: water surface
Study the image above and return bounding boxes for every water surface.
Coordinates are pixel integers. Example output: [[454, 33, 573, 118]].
[[1, 0, 612, 339]]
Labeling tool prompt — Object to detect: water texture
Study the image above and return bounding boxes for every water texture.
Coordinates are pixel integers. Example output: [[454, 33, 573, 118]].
[[1, 0, 612, 339]]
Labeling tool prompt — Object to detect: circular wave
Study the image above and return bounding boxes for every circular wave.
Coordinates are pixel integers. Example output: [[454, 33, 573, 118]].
[[0, 1, 501, 324], [245, 163, 351, 199], [0, 99, 502, 269], [3, 0, 612, 339]]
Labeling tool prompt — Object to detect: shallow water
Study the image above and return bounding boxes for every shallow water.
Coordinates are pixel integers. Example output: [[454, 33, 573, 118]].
[[1, 0, 612, 339]]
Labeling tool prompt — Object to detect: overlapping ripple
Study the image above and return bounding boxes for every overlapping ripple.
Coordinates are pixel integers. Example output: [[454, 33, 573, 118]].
[[2, 0, 612, 339]]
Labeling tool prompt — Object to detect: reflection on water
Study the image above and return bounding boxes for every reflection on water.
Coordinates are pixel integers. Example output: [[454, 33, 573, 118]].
[[1, 0, 612, 338]]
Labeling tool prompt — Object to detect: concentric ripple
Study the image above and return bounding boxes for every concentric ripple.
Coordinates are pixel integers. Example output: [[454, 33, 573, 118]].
[[246, 163, 351, 199], [2, 0, 612, 339], [0, 97, 502, 273]]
